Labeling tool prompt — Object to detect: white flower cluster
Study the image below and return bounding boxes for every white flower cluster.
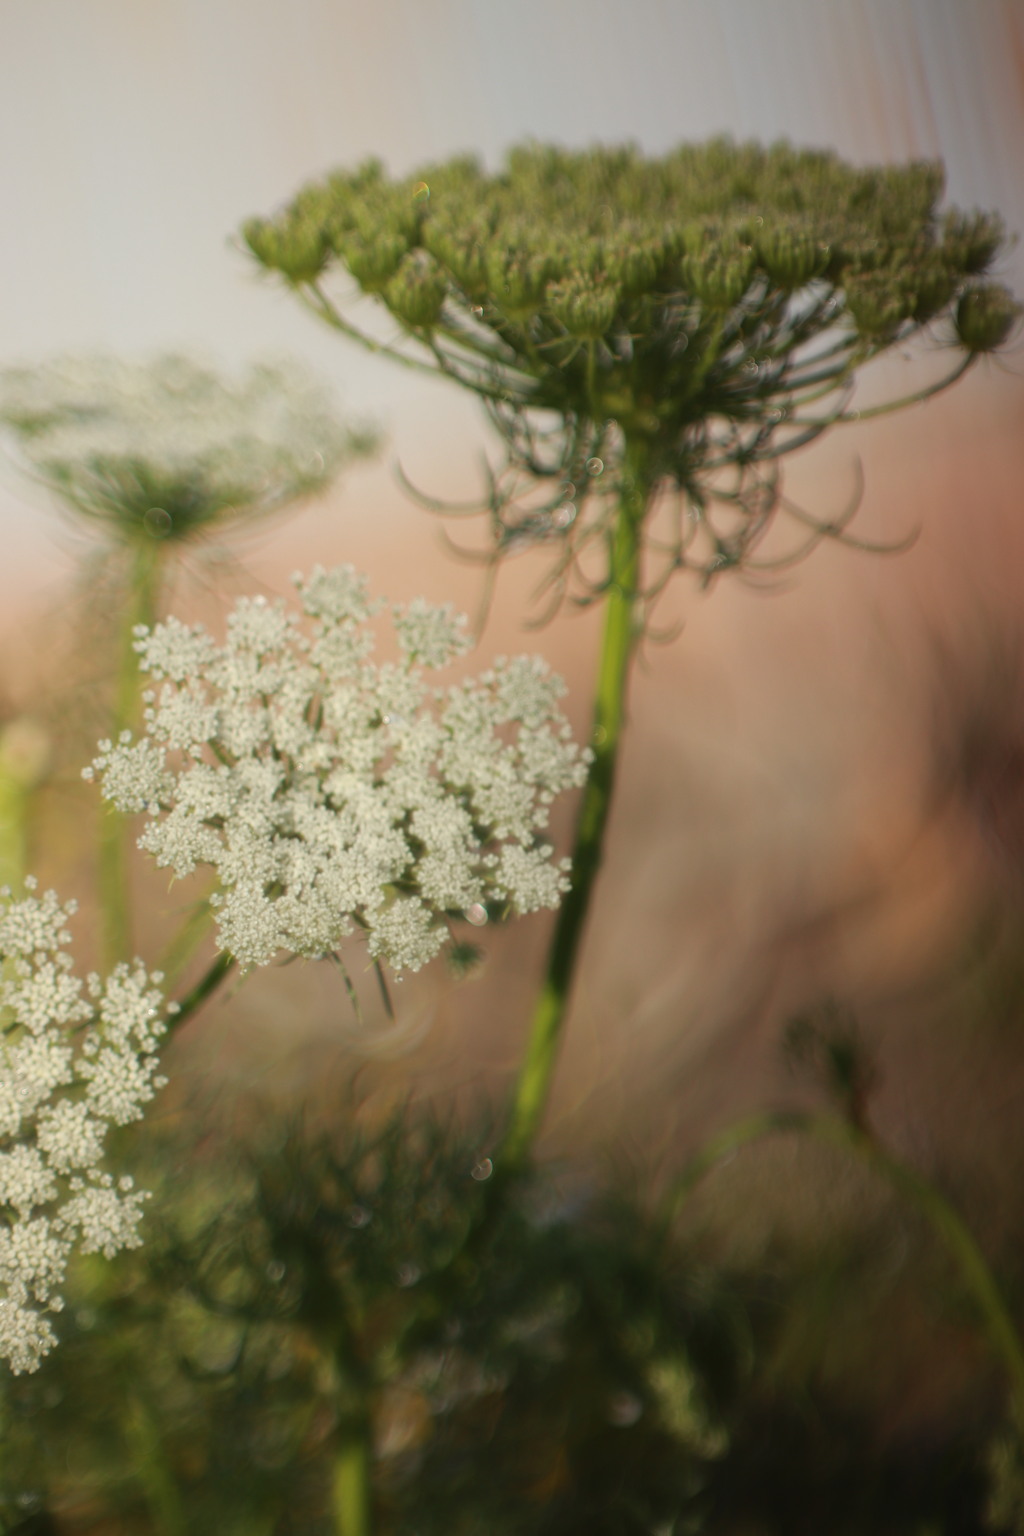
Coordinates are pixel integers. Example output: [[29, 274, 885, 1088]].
[[0, 881, 168, 1374], [0, 353, 371, 539], [86, 566, 589, 974]]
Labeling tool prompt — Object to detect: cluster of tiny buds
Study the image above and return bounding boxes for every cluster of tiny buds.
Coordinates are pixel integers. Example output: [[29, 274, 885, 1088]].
[[0, 879, 169, 1373], [86, 566, 590, 975]]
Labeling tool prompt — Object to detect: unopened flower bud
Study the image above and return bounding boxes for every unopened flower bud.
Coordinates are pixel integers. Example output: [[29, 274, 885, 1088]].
[[843, 273, 910, 339], [547, 274, 621, 338], [602, 235, 662, 295], [424, 220, 491, 297], [908, 256, 957, 323], [755, 224, 829, 292], [680, 244, 755, 309], [241, 216, 328, 284], [486, 244, 555, 321], [336, 230, 409, 293], [942, 211, 1005, 277], [955, 283, 1022, 353], [386, 252, 448, 328]]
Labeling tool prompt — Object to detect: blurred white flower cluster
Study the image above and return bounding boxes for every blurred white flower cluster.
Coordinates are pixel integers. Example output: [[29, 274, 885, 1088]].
[[0, 882, 168, 1373], [86, 566, 589, 973], [0, 353, 373, 540]]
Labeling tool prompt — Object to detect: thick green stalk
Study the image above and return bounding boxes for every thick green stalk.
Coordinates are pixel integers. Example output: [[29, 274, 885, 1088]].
[[500, 448, 648, 1169], [99, 539, 161, 968], [331, 1421, 372, 1536], [670, 1109, 1024, 1404]]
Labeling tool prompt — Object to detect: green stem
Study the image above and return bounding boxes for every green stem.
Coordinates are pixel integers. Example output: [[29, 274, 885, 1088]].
[[122, 1390, 188, 1536], [331, 1419, 372, 1536], [99, 539, 161, 968], [0, 780, 29, 893], [156, 892, 217, 988], [167, 951, 236, 1036], [669, 1109, 1024, 1403], [499, 445, 648, 1169]]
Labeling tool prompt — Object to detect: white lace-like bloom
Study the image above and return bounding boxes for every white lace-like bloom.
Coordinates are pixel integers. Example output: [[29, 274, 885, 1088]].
[[0, 881, 168, 1374], [86, 567, 590, 974], [0, 353, 374, 541]]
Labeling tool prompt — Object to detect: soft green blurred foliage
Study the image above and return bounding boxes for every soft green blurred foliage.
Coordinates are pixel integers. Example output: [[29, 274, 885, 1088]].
[[0, 354, 377, 548], [1, 1109, 743, 1535]]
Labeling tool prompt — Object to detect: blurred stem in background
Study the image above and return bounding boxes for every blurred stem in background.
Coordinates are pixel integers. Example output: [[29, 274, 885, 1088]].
[[671, 1106, 1024, 1411], [0, 715, 50, 893], [122, 1387, 189, 1536], [332, 1421, 372, 1536]]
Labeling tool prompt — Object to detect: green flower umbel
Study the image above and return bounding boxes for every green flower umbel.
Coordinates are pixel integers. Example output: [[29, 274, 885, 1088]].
[[244, 138, 1019, 602]]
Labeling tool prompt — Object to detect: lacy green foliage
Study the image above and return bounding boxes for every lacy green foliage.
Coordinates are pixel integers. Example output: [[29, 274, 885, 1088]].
[[244, 139, 1020, 601], [0, 354, 377, 546], [2, 1115, 741, 1535]]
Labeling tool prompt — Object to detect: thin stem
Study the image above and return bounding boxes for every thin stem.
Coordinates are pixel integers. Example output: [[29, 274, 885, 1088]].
[[167, 951, 236, 1036], [156, 891, 217, 987], [300, 283, 438, 381], [99, 539, 161, 968], [332, 953, 365, 1027], [499, 444, 648, 1170], [372, 959, 395, 1022], [668, 1108, 1024, 1403]]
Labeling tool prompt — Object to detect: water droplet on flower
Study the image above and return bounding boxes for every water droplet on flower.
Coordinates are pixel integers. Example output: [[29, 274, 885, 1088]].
[[397, 1262, 421, 1287], [592, 725, 607, 747], [553, 503, 576, 528], [465, 903, 488, 927], [767, 407, 783, 422], [471, 1157, 493, 1181], [471, 305, 484, 317], [266, 1259, 286, 1283], [607, 1391, 643, 1427], [586, 457, 604, 476], [412, 181, 430, 202], [347, 1203, 371, 1228], [144, 507, 172, 537]]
